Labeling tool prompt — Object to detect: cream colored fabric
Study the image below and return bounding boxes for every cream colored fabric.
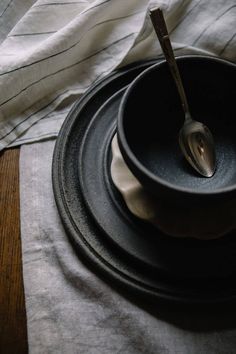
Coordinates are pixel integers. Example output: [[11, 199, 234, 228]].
[[0, 0, 235, 149]]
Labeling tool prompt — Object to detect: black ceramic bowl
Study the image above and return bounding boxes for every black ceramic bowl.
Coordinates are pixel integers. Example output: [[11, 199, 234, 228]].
[[117, 55, 236, 207]]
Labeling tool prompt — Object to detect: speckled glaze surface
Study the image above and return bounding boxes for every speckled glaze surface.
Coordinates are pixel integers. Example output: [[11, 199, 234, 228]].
[[111, 134, 236, 240], [117, 56, 236, 208]]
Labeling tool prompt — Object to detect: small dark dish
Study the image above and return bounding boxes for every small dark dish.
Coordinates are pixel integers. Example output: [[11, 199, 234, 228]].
[[117, 55, 236, 207], [52, 58, 236, 303]]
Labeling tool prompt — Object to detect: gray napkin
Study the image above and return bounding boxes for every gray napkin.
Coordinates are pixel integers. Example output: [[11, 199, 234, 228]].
[[20, 140, 236, 354]]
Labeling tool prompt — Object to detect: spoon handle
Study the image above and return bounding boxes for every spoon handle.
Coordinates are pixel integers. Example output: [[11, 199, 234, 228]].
[[149, 7, 191, 120]]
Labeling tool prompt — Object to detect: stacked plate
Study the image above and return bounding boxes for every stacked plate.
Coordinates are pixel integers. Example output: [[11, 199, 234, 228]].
[[52, 59, 236, 305]]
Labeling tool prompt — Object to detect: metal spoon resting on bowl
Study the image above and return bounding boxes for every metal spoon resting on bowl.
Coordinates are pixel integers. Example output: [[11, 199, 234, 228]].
[[149, 7, 216, 178]]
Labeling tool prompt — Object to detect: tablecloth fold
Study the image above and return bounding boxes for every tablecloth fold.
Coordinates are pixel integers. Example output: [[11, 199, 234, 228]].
[[0, 0, 235, 149]]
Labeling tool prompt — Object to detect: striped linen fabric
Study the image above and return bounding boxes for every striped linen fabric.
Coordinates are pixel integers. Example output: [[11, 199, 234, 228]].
[[0, 0, 235, 150]]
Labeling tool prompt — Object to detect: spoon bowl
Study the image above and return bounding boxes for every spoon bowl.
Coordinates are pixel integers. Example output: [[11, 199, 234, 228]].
[[179, 119, 216, 177]]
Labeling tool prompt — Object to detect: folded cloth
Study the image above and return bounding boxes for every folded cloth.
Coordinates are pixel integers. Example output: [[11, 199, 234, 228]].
[[20, 139, 236, 354], [0, 0, 235, 149]]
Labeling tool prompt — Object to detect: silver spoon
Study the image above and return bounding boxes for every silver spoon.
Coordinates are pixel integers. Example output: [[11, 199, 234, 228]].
[[149, 7, 216, 177]]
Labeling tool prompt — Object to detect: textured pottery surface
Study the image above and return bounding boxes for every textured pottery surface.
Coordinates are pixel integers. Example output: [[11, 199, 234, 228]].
[[52, 59, 236, 303], [111, 134, 236, 240], [117, 56, 236, 210]]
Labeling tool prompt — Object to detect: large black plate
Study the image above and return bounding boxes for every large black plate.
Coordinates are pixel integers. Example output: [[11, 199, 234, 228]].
[[52, 59, 236, 305]]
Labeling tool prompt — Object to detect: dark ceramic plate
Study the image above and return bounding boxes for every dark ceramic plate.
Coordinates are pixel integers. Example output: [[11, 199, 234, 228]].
[[52, 59, 236, 305]]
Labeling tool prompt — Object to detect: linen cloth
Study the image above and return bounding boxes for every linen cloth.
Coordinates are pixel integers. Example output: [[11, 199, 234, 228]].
[[1, 0, 235, 352], [0, 0, 235, 150], [20, 140, 236, 354]]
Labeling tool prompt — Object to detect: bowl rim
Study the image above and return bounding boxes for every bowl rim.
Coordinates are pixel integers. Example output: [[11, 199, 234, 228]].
[[117, 54, 236, 198]]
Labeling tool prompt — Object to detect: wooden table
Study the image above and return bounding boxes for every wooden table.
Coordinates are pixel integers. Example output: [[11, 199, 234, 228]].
[[0, 148, 28, 353]]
